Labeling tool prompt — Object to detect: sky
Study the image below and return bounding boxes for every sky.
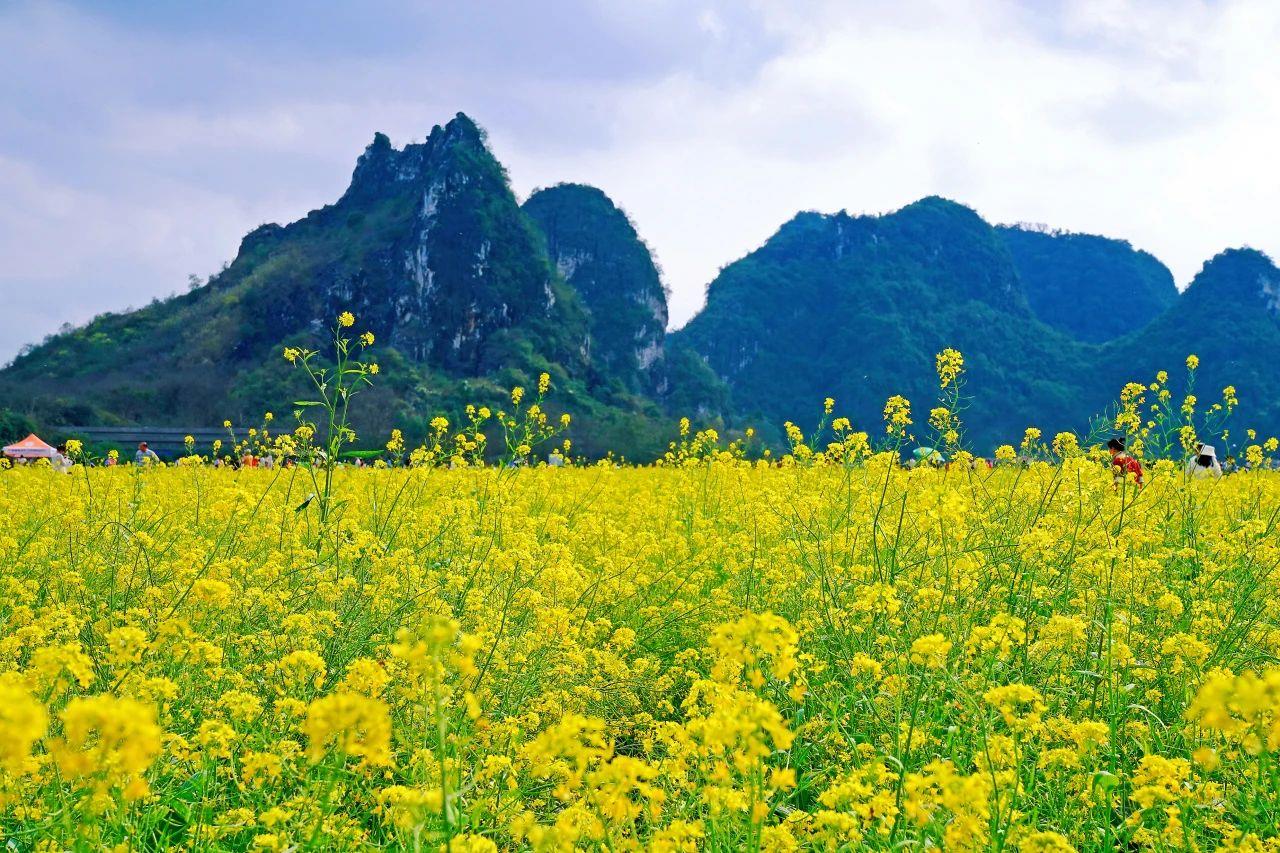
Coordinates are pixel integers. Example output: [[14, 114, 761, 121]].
[[2, 0, 1279, 361]]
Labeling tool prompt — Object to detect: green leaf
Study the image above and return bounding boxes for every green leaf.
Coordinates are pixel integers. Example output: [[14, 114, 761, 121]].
[[1092, 770, 1119, 792], [293, 401, 323, 407]]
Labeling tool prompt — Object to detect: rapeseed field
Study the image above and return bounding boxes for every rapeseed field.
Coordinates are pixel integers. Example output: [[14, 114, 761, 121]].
[[2, 455, 1279, 850], [4, 327, 1279, 850]]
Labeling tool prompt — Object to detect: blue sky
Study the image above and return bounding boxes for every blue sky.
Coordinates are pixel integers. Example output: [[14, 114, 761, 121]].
[[2, 0, 1279, 360]]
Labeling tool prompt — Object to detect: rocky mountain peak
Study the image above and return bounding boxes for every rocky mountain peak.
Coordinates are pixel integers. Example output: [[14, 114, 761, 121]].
[[523, 183, 669, 393], [439, 112, 484, 145], [340, 114, 488, 207]]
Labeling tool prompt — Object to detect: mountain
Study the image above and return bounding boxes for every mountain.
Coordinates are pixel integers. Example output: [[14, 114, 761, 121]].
[[327, 116, 588, 373], [0, 114, 680, 457], [674, 200, 1280, 448], [997, 225, 1177, 343], [522, 184, 668, 394], [672, 197, 1094, 446], [1099, 248, 1280, 435], [3, 111, 1278, 458]]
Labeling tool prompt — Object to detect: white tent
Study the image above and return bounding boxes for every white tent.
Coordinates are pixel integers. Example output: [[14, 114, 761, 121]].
[[3, 433, 59, 459]]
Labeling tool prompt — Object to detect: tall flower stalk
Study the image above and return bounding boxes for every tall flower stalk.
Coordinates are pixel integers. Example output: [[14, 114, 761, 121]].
[[283, 311, 379, 523]]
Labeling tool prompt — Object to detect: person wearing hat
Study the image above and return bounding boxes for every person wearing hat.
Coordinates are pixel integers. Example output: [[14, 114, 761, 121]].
[[1185, 443, 1223, 479], [135, 441, 160, 466], [1107, 437, 1143, 487]]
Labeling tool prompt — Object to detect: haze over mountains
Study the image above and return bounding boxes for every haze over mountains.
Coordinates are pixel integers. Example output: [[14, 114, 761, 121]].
[[2, 112, 1278, 457]]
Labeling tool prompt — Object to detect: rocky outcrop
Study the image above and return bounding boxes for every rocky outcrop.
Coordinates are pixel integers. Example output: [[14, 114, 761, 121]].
[[523, 183, 669, 393], [319, 114, 588, 374]]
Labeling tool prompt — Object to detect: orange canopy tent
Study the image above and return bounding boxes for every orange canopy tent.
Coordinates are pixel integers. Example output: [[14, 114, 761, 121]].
[[3, 433, 59, 459]]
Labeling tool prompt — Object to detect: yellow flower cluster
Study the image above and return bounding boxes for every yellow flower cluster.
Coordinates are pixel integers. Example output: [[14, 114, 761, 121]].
[[882, 394, 912, 437], [0, 455, 1278, 848], [935, 347, 964, 389]]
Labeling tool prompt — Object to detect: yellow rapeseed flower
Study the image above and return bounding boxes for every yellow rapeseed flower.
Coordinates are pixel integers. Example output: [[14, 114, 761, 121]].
[[51, 695, 162, 797], [0, 678, 48, 774], [303, 692, 393, 767]]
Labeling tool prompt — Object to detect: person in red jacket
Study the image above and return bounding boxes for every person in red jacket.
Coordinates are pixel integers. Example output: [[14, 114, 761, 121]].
[[1108, 437, 1143, 487]]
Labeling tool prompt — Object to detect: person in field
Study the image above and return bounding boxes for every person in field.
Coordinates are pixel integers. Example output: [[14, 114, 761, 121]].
[[135, 442, 160, 465], [1108, 437, 1143, 487], [1185, 443, 1223, 479]]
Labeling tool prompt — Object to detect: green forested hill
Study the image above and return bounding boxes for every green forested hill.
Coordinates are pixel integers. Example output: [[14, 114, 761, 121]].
[[997, 225, 1177, 343], [1096, 248, 1280, 436], [674, 202, 1280, 449], [671, 198, 1095, 446]]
